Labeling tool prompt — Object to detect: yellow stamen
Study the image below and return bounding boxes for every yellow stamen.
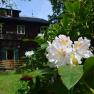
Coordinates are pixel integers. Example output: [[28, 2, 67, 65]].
[[71, 54, 79, 65]]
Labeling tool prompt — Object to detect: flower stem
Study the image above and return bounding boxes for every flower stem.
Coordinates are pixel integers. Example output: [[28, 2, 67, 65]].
[[68, 87, 74, 94], [83, 79, 94, 93]]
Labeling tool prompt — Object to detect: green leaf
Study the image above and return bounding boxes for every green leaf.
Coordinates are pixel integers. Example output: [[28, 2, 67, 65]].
[[29, 68, 53, 78], [64, 2, 73, 13], [34, 36, 44, 45], [58, 65, 83, 90], [61, 15, 71, 28], [64, 1, 80, 14], [84, 56, 94, 74], [73, 1, 80, 13], [29, 69, 46, 77], [40, 42, 48, 49]]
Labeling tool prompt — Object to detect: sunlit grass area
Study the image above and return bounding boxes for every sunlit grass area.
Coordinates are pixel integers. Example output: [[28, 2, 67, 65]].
[[0, 71, 21, 94]]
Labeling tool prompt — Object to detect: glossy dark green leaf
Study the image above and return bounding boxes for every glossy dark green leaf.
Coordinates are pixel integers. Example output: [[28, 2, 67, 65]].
[[84, 56, 94, 74]]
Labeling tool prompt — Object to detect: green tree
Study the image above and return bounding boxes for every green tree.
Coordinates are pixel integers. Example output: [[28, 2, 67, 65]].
[[48, 0, 94, 41], [0, 0, 31, 8], [48, 0, 63, 21]]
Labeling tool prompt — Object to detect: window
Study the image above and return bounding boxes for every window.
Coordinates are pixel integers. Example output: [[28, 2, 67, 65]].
[[17, 25, 25, 34], [6, 10, 12, 17], [40, 26, 47, 33]]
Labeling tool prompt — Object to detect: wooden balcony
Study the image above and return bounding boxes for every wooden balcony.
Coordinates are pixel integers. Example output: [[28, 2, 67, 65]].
[[0, 60, 24, 70], [0, 33, 24, 40]]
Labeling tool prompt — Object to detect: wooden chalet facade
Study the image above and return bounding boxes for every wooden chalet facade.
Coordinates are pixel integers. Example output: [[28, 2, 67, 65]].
[[0, 8, 48, 69]]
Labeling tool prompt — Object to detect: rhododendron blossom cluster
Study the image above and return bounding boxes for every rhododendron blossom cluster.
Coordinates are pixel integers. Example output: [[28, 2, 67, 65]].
[[46, 35, 93, 68], [25, 51, 34, 57]]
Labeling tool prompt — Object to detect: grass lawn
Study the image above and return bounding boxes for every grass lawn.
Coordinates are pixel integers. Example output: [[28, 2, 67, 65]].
[[0, 71, 22, 94]]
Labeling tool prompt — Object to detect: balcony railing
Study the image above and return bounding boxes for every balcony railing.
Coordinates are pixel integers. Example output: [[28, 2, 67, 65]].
[[0, 33, 24, 40]]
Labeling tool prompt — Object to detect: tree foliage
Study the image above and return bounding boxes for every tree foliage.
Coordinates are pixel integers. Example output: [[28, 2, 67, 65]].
[[48, 0, 94, 41], [0, 0, 31, 8], [48, 0, 64, 21]]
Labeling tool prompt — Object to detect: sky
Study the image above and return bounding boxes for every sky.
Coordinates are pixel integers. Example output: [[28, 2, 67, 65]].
[[11, 0, 53, 20]]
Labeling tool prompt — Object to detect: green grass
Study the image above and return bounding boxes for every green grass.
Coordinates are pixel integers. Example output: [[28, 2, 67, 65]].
[[0, 71, 21, 94]]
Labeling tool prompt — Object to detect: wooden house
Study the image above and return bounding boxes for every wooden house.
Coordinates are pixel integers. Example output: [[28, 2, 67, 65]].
[[0, 8, 48, 69]]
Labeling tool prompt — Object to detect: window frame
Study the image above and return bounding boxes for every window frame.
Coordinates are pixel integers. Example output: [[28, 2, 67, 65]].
[[6, 10, 12, 17], [17, 25, 25, 34]]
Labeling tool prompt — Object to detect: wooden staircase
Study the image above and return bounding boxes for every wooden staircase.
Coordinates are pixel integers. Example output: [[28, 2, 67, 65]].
[[0, 60, 24, 70]]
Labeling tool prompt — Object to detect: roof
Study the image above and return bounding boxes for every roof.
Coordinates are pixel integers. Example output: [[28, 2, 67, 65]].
[[0, 8, 48, 24], [19, 17, 48, 24], [0, 8, 21, 12], [0, 16, 48, 24]]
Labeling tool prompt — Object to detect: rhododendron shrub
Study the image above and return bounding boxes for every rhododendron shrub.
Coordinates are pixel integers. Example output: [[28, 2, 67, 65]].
[[19, 34, 94, 94], [18, 0, 94, 93]]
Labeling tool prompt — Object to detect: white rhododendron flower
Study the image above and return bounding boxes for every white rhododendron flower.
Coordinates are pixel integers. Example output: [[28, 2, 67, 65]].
[[46, 35, 93, 68], [46, 43, 72, 68], [46, 35, 72, 68], [70, 37, 93, 65], [37, 33, 44, 37], [25, 51, 34, 57], [73, 37, 93, 58]]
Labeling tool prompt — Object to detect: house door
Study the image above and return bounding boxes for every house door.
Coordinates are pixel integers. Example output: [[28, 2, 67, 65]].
[[6, 49, 15, 68], [0, 24, 2, 38], [7, 49, 14, 60]]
